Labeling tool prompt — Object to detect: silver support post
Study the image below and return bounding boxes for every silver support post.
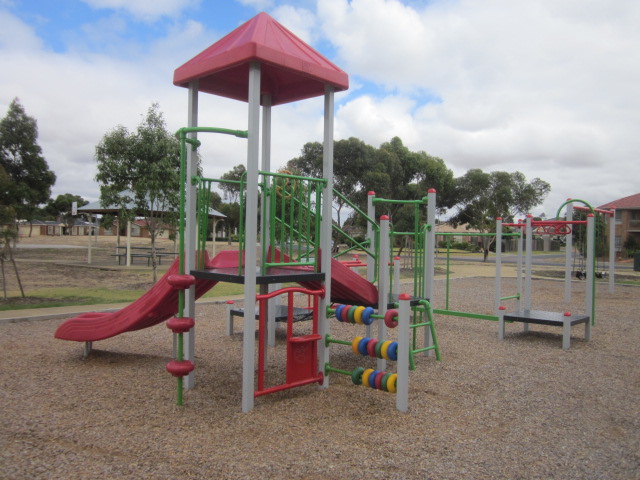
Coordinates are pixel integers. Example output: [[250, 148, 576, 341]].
[[184, 81, 198, 390], [423, 188, 436, 355], [516, 220, 523, 311], [609, 211, 615, 293], [377, 216, 390, 372], [242, 62, 261, 413], [318, 85, 335, 389], [366, 191, 376, 338], [495, 217, 502, 315], [393, 257, 400, 297], [523, 215, 533, 333], [396, 293, 410, 412], [225, 300, 234, 336], [586, 214, 595, 323], [261, 94, 277, 348], [565, 202, 573, 303], [424, 189, 436, 302], [524, 215, 533, 312]]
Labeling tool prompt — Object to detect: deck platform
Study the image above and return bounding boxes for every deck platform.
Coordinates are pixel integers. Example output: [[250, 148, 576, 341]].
[[499, 309, 591, 350], [191, 266, 325, 285]]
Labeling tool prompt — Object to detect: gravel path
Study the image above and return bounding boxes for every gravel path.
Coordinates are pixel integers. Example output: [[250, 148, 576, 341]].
[[1, 277, 638, 479]]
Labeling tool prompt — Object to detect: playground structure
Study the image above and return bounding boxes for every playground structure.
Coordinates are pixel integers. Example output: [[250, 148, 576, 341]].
[[54, 13, 615, 413], [428, 198, 615, 350], [56, 13, 440, 413]]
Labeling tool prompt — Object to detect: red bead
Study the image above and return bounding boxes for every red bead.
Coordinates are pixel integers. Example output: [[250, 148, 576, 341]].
[[167, 317, 195, 333], [166, 360, 194, 377], [167, 274, 196, 289]]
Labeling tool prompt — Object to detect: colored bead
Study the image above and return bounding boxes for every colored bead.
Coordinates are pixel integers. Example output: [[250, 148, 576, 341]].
[[358, 337, 371, 356], [366, 338, 378, 358], [351, 366, 365, 385], [351, 336, 363, 355], [362, 307, 375, 325], [387, 342, 398, 361]]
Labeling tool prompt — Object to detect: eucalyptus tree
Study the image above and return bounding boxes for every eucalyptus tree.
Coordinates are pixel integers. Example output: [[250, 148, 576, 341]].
[[0, 98, 56, 235], [0, 98, 56, 295], [45, 193, 88, 233], [95, 103, 182, 281], [449, 169, 550, 261]]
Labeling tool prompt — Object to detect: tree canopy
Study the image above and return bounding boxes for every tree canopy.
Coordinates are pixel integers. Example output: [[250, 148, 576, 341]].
[[0, 98, 56, 224], [94, 103, 182, 280], [449, 169, 551, 260], [45, 193, 89, 232], [287, 136, 455, 228], [450, 169, 551, 230]]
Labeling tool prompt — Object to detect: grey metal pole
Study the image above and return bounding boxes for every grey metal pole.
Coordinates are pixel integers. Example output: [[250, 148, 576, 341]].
[[422, 189, 436, 356], [318, 85, 335, 389], [377, 215, 390, 372], [565, 201, 573, 303], [261, 94, 277, 349], [396, 293, 410, 412], [242, 62, 261, 413], [184, 80, 198, 390], [424, 189, 436, 302], [366, 191, 376, 339], [586, 214, 595, 322], [609, 211, 615, 293], [366, 191, 376, 283], [495, 217, 502, 315], [516, 220, 523, 312], [524, 215, 533, 313]]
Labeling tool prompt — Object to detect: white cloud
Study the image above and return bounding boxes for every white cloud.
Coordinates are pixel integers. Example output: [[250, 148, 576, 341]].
[[271, 4, 316, 44], [2, 0, 639, 219], [318, 0, 640, 214], [0, 7, 331, 203], [0, 10, 43, 51]]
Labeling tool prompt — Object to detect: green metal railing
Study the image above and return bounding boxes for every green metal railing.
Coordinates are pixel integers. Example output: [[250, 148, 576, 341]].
[[260, 171, 326, 273]]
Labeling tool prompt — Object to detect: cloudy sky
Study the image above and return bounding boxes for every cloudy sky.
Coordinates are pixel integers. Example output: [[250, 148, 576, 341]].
[[1, 0, 638, 217]]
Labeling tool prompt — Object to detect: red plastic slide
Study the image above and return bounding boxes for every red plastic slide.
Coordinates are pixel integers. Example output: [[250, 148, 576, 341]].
[[268, 248, 378, 306], [54, 252, 222, 342], [303, 257, 378, 306]]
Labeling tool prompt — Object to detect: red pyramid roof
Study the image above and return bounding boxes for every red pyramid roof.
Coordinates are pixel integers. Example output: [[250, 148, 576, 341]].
[[598, 193, 640, 210], [173, 12, 349, 106]]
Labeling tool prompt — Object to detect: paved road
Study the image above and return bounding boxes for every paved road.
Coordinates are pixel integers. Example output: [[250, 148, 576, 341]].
[[15, 244, 87, 249]]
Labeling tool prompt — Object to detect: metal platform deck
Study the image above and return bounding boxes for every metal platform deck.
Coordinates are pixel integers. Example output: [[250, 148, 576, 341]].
[[499, 309, 591, 350]]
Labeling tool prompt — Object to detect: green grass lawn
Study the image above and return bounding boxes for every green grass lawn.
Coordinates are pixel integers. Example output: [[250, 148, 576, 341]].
[[0, 282, 245, 311]]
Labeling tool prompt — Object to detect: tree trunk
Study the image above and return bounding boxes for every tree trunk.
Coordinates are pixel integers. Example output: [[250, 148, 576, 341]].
[[3, 243, 25, 297], [1, 258, 6, 299], [150, 234, 158, 283]]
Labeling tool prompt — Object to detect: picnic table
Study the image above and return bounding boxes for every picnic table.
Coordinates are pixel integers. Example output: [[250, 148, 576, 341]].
[[111, 246, 177, 266]]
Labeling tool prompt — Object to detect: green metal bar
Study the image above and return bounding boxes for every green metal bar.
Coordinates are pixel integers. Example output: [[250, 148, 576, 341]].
[[314, 186, 322, 272], [409, 321, 432, 329], [372, 198, 427, 205], [176, 126, 248, 138], [334, 189, 378, 225], [433, 309, 499, 322], [416, 300, 441, 362], [325, 364, 352, 377], [260, 170, 327, 186], [325, 335, 352, 347], [412, 346, 438, 355], [500, 294, 520, 301]]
